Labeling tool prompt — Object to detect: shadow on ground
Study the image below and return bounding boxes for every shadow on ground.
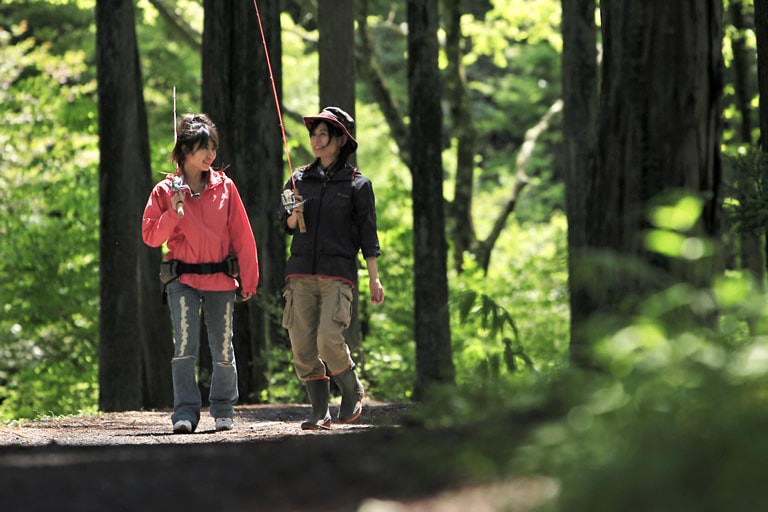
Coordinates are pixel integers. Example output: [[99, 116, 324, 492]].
[[0, 403, 558, 511]]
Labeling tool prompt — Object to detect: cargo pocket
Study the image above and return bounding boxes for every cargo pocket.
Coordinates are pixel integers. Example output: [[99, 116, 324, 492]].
[[281, 286, 294, 329], [332, 286, 353, 329]]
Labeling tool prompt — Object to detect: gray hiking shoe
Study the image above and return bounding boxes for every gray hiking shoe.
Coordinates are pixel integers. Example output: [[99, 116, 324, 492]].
[[173, 419, 193, 434], [215, 417, 234, 431]]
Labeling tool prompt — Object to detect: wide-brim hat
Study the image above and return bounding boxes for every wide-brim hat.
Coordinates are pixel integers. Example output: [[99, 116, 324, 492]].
[[302, 106, 358, 152]]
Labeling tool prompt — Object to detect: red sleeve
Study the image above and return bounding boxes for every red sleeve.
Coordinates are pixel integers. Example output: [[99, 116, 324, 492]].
[[142, 179, 180, 248], [227, 182, 259, 294]]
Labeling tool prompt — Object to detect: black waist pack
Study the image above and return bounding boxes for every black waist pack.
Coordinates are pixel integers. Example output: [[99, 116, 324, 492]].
[[159, 255, 239, 284]]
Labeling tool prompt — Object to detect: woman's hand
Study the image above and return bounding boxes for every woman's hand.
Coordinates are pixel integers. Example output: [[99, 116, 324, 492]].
[[172, 190, 185, 218], [241, 291, 255, 301], [369, 277, 384, 305], [286, 194, 304, 230]]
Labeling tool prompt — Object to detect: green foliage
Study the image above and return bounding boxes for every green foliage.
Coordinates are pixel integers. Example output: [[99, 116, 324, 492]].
[[0, 18, 100, 421], [723, 148, 768, 237], [514, 289, 768, 511], [507, 195, 768, 510], [401, 192, 768, 509]]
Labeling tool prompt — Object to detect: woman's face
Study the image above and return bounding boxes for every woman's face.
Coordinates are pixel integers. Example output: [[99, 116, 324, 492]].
[[310, 121, 346, 164], [184, 141, 217, 173]]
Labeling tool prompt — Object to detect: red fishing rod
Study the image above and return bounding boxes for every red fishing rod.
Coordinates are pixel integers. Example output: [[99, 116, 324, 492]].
[[252, 0, 306, 232]]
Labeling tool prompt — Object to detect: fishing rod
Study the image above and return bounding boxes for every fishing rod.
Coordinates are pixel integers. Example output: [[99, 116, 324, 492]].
[[252, 0, 306, 233], [169, 86, 192, 218]]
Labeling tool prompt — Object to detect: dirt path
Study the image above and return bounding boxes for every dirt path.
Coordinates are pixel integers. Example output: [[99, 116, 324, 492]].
[[0, 402, 558, 511]]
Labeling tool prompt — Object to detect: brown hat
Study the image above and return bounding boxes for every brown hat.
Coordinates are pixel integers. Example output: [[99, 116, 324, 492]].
[[303, 106, 358, 152]]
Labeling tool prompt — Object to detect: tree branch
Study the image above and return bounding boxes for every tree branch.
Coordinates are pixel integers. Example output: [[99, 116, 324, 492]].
[[355, 0, 410, 168], [147, 0, 202, 51], [476, 99, 564, 272]]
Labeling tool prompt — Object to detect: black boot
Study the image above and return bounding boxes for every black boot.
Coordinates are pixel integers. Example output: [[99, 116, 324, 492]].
[[301, 378, 331, 430], [332, 368, 364, 424]]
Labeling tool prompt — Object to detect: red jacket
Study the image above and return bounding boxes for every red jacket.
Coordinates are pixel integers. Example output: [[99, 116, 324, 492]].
[[142, 168, 259, 294]]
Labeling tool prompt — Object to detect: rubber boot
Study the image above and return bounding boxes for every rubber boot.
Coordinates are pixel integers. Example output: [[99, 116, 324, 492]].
[[301, 378, 331, 430], [332, 368, 364, 424]]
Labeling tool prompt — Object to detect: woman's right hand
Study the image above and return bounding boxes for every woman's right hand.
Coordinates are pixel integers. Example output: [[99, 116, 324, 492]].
[[172, 190, 185, 218], [291, 194, 304, 213], [286, 194, 304, 230]]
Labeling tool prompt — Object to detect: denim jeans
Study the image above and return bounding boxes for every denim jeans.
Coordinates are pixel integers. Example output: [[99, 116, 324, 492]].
[[167, 281, 238, 427]]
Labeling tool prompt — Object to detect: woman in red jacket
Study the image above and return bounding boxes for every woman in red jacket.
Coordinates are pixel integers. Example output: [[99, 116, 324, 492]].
[[142, 113, 259, 434]]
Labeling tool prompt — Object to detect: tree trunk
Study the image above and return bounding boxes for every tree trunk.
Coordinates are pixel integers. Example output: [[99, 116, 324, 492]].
[[317, 0, 364, 367], [757, 0, 768, 151], [756, 0, 768, 283], [96, 0, 173, 411], [561, 0, 598, 368], [728, 0, 764, 334], [202, 0, 286, 403], [729, 0, 754, 145], [443, 0, 478, 274], [576, 0, 724, 364], [408, 0, 455, 399], [319, 0, 355, 118]]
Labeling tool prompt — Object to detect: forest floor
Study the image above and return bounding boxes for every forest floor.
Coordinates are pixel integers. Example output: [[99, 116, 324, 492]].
[[0, 401, 559, 511]]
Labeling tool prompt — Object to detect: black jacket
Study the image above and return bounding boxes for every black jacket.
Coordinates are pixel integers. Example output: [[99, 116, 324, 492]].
[[280, 161, 381, 287]]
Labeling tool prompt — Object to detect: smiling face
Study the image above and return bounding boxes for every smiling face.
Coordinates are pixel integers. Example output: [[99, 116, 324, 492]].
[[309, 121, 346, 168], [184, 140, 217, 174]]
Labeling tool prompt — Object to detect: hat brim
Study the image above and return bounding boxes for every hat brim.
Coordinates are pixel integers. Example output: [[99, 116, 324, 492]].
[[303, 112, 358, 152]]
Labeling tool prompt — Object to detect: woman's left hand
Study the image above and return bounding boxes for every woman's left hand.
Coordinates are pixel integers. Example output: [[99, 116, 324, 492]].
[[241, 291, 255, 301], [369, 278, 384, 305]]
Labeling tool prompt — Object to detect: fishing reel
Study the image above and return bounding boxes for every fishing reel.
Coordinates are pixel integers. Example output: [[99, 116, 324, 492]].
[[171, 176, 192, 194], [170, 176, 195, 218], [281, 189, 305, 214]]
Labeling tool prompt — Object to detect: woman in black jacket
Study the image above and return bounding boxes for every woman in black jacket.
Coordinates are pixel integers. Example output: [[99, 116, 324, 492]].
[[279, 106, 384, 430]]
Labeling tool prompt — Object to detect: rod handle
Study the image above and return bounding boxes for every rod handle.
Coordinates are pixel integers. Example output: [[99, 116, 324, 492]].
[[175, 201, 184, 218], [296, 211, 306, 233]]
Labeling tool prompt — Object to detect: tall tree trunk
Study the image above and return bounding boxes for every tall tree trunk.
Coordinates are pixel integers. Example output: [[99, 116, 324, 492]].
[[319, 0, 355, 120], [757, 0, 768, 151], [443, 0, 478, 273], [561, 0, 598, 368], [729, 0, 754, 145], [318, 0, 364, 366], [755, 0, 768, 281], [96, 0, 173, 411], [728, 0, 764, 334], [202, 0, 285, 403], [576, 0, 724, 365], [408, 0, 455, 399]]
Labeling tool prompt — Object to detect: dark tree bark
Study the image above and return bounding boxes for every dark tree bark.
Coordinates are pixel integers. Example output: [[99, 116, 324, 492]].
[[96, 0, 173, 411], [573, 0, 724, 367], [407, 0, 455, 399], [729, 0, 754, 145], [727, 0, 763, 334], [319, 0, 355, 118], [202, 0, 286, 402], [756, 0, 768, 282], [317, 0, 364, 365], [443, 0, 478, 274], [561, 0, 598, 367], [757, 0, 768, 151]]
